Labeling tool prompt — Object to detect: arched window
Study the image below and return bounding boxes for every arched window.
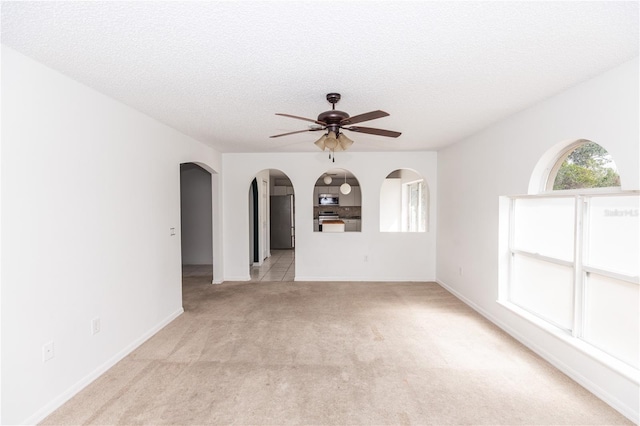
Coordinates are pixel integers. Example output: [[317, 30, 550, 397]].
[[502, 140, 638, 370], [547, 140, 620, 191], [380, 169, 428, 232]]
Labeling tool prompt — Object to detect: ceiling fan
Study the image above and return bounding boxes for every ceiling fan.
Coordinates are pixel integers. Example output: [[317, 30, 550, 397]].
[[270, 93, 401, 161]]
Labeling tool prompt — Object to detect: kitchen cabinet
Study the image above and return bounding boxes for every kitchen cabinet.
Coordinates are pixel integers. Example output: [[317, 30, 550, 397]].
[[273, 186, 294, 196], [339, 189, 353, 206], [339, 186, 361, 206], [343, 219, 361, 232]]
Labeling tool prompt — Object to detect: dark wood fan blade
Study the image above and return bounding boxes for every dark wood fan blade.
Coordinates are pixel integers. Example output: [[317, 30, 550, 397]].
[[269, 128, 322, 138], [345, 126, 402, 138], [340, 110, 389, 125], [276, 113, 327, 126]]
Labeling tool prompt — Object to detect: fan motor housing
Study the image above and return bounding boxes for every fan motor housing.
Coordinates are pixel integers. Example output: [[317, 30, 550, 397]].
[[317, 110, 349, 124]]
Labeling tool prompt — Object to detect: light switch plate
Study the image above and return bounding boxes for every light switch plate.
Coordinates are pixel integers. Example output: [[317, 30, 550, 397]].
[[43, 341, 54, 362]]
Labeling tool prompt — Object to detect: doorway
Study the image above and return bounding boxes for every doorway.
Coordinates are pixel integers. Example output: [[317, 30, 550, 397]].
[[248, 169, 296, 281], [180, 163, 213, 281], [249, 178, 259, 264]]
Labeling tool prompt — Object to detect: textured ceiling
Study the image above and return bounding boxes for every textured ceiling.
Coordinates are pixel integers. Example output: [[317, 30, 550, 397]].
[[1, 1, 638, 153]]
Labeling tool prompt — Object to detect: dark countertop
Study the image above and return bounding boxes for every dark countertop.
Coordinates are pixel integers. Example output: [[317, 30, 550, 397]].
[[314, 216, 361, 220]]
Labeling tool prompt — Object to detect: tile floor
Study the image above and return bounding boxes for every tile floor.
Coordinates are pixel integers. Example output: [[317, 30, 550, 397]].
[[182, 249, 295, 282], [250, 249, 295, 281]]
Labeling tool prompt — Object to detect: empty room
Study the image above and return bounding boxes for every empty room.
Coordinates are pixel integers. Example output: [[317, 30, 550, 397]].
[[1, 1, 638, 424]]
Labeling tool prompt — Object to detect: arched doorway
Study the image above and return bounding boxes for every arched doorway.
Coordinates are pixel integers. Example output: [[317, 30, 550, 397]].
[[249, 169, 296, 281]]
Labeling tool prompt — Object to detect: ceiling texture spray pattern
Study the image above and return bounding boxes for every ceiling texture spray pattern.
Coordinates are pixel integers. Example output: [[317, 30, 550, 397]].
[[1, 1, 638, 153]]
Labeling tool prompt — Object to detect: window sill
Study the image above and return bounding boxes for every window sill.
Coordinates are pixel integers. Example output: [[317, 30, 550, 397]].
[[497, 299, 639, 385]]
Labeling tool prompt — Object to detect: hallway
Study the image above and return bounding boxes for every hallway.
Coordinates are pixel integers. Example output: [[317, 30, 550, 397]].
[[250, 249, 295, 282]]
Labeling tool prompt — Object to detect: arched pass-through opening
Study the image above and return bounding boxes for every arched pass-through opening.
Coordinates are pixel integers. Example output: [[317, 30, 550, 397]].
[[313, 168, 361, 232], [380, 168, 428, 232], [180, 163, 214, 284], [248, 169, 296, 281]]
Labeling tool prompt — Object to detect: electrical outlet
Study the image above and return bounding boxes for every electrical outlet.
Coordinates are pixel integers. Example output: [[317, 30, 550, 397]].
[[43, 341, 54, 362], [91, 317, 101, 335], [459, 267, 464, 276], [364, 255, 369, 262], [170, 227, 176, 236]]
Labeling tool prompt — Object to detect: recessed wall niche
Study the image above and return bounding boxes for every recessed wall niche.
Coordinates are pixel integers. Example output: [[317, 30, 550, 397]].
[[313, 168, 361, 232]]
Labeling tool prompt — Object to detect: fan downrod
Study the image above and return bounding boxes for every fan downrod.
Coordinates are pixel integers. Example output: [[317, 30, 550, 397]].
[[319, 93, 349, 125]]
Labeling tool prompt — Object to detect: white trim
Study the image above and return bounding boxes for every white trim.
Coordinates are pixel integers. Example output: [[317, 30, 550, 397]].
[[497, 300, 640, 382], [515, 189, 638, 199], [224, 275, 252, 281], [583, 266, 639, 284], [436, 278, 639, 424], [24, 307, 184, 425], [294, 276, 434, 282], [511, 249, 574, 267]]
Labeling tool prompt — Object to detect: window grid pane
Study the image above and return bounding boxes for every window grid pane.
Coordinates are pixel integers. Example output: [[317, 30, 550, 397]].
[[510, 253, 574, 331], [513, 197, 575, 262], [582, 272, 639, 368], [508, 192, 639, 370], [585, 195, 639, 277]]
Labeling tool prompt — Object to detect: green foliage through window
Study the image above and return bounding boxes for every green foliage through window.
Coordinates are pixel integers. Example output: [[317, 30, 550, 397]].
[[552, 142, 620, 190]]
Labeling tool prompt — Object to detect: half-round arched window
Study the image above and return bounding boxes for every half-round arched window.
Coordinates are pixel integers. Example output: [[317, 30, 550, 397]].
[[547, 140, 621, 191]]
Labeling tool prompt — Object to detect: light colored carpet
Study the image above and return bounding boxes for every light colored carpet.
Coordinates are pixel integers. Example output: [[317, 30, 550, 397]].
[[42, 278, 631, 425]]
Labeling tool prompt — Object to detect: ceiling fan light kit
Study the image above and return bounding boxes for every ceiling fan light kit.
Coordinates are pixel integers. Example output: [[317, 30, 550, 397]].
[[271, 93, 401, 162]]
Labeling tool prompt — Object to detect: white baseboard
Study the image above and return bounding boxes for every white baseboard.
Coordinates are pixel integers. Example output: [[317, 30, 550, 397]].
[[24, 307, 184, 425], [436, 279, 638, 424], [295, 276, 434, 282], [223, 275, 251, 281]]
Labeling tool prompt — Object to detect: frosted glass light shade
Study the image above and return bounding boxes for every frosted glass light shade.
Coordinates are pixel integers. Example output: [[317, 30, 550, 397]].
[[340, 182, 352, 194], [324, 132, 338, 149], [314, 134, 327, 151], [338, 133, 354, 150], [323, 175, 332, 184]]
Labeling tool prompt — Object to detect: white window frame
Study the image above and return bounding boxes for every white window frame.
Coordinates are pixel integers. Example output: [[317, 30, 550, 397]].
[[402, 179, 427, 232], [500, 190, 639, 380]]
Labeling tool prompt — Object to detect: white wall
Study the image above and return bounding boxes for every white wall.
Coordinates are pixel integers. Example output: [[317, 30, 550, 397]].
[[0, 46, 222, 424], [437, 58, 639, 422], [255, 170, 271, 264], [380, 178, 402, 231], [180, 164, 213, 265], [222, 152, 437, 281]]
